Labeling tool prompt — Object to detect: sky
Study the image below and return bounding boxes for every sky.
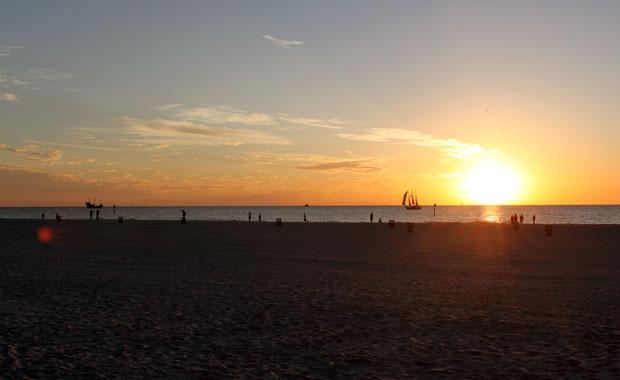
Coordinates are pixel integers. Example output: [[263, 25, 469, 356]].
[[1, 1, 619, 206]]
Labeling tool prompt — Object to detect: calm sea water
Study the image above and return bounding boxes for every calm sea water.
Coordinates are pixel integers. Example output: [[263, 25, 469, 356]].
[[1, 205, 619, 224]]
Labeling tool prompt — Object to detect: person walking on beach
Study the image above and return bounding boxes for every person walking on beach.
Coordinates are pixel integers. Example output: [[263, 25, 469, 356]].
[[370, 212, 374, 223], [90, 210, 93, 220], [181, 209, 187, 224], [519, 214, 524, 224], [533, 214, 536, 224], [248, 211, 252, 222]]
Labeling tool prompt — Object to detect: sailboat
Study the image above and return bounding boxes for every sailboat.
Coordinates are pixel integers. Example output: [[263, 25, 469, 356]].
[[402, 190, 421, 210]]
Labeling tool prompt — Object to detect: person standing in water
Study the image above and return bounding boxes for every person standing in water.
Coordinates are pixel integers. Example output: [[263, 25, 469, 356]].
[[96, 209, 100, 219], [304, 212, 307, 222], [248, 211, 252, 222], [90, 210, 93, 220], [370, 212, 374, 223]]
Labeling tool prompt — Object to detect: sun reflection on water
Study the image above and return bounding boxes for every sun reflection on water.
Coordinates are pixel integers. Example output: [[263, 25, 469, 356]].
[[483, 205, 501, 223]]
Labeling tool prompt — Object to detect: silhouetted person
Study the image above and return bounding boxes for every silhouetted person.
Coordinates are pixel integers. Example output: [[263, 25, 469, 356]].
[[378, 218, 382, 223], [304, 212, 307, 222], [519, 214, 523, 224], [248, 211, 252, 222], [182, 209, 186, 218], [41, 213, 45, 220], [370, 212, 373, 223], [96, 210, 100, 219], [113, 205, 116, 214], [533, 214, 536, 224], [90, 210, 93, 220], [258, 214, 261, 222], [56, 213, 61, 222]]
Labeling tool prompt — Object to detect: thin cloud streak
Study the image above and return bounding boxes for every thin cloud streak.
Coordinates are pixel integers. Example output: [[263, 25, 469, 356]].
[[120, 117, 290, 145], [0, 143, 62, 162], [338, 128, 499, 160], [0, 46, 24, 56], [25, 140, 126, 152], [176, 106, 275, 125], [263, 35, 304, 49], [296, 160, 381, 173], [157, 103, 347, 130], [1, 93, 18, 102], [278, 115, 344, 130]]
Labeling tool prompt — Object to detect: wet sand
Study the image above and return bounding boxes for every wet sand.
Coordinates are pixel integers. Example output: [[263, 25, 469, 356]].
[[1, 219, 619, 379]]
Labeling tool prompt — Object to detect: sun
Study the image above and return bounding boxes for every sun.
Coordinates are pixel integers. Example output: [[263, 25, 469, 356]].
[[462, 161, 521, 205]]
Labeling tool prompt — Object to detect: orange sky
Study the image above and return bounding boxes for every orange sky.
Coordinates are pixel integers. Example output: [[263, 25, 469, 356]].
[[1, 2, 619, 206]]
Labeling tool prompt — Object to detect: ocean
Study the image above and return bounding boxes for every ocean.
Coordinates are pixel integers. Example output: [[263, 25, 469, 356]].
[[1, 205, 619, 224]]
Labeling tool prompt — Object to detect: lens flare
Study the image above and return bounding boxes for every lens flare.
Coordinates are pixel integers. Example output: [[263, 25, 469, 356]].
[[37, 226, 53, 243]]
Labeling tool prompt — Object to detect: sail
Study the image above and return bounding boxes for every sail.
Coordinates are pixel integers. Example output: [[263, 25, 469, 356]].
[[401, 191, 408, 206], [415, 190, 419, 206]]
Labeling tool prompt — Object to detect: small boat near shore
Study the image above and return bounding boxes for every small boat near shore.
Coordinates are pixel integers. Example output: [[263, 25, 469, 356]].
[[402, 190, 421, 210], [85, 198, 103, 208]]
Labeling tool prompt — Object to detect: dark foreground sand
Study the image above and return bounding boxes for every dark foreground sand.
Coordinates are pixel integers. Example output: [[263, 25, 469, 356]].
[[1, 220, 619, 379]]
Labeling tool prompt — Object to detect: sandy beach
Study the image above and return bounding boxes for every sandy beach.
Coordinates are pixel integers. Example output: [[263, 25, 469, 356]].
[[1, 219, 619, 379]]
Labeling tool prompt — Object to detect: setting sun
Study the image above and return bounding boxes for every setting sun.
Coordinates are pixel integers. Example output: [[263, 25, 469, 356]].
[[462, 161, 521, 205]]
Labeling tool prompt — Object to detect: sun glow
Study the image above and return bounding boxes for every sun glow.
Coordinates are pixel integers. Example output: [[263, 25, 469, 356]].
[[462, 161, 521, 205]]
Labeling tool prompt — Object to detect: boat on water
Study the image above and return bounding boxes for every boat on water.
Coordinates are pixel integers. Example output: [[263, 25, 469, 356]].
[[85, 198, 103, 208], [402, 190, 421, 210]]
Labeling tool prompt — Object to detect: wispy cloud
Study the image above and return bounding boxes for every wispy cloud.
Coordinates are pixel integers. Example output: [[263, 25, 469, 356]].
[[66, 158, 96, 165], [155, 103, 184, 111], [278, 115, 345, 130], [24, 68, 74, 80], [176, 106, 275, 126], [120, 117, 290, 145], [0, 143, 62, 162], [157, 103, 346, 130], [296, 160, 381, 173], [0, 47, 74, 101], [0, 46, 24, 57], [1, 93, 18, 102], [263, 35, 304, 49], [234, 151, 384, 174], [338, 128, 499, 160], [25, 139, 124, 152]]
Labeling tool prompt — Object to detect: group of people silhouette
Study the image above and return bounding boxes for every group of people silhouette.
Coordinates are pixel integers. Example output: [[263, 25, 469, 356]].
[[511, 213, 536, 224]]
